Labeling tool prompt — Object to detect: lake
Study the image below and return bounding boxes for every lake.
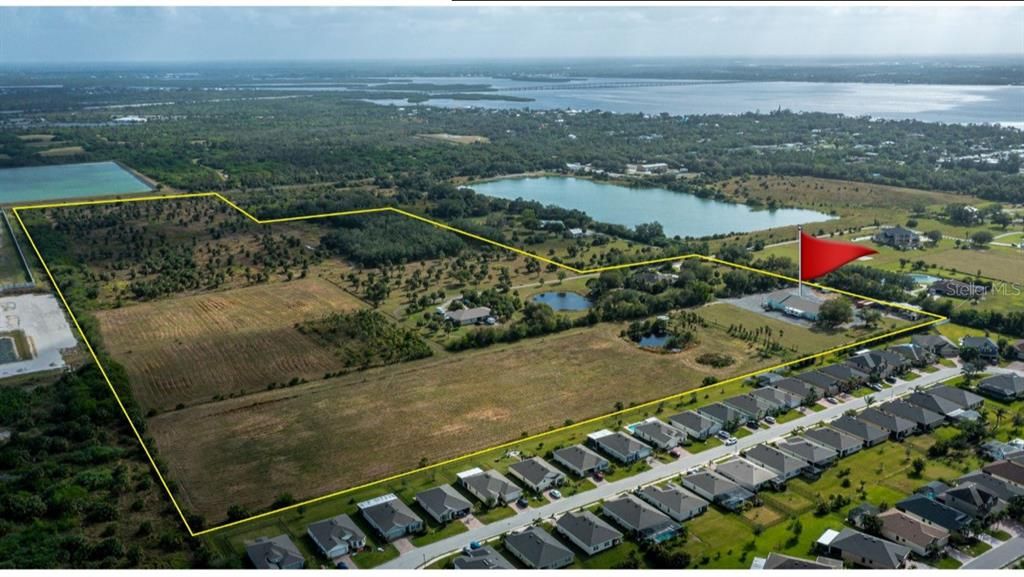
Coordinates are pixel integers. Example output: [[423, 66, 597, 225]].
[[0, 161, 153, 204], [363, 78, 1024, 127], [472, 176, 833, 238], [638, 334, 672, 349], [531, 291, 592, 311]]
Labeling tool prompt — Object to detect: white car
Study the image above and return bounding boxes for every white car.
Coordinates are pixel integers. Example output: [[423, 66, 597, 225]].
[[724, 437, 737, 446], [549, 489, 562, 499]]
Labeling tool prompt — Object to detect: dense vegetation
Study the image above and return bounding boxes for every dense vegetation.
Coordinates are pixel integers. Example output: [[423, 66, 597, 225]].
[[320, 213, 466, 268], [298, 310, 433, 368]]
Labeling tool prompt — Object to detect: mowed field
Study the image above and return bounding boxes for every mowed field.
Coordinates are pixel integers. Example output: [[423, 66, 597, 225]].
[[96, 278, 365, 411], [148, 321, 799, 520]]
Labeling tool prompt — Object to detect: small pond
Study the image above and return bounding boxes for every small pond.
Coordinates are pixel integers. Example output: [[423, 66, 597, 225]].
[[531, 291, 592, 311], [907, 273, 942, 285], [638, 334, 672, 349]]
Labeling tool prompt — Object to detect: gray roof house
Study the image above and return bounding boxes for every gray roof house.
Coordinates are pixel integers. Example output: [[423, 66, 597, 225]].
[[877, 509, 949, 557], [601, 494, 680, 543], [873, 225, 921, 249], [751, 386, 802, 410], [772, 378, 819, 402], [667, 410, 721, 440], [508, 457, 566, 493], [630, 418, 686, 451], [906, 390, 963, 419], [638, 483, 709, 522], [820, 364, 870, 388], [802, 427, 864, 458], [555, 510, 623, 556], [829, 415, 888, 447], [504, 526, 575, 569], [763, 289, 824, 321], [941, 482, 1007, 520], [307, 514, 366, 559], [723, 394, 769, 421], [818, 527, 911, 569], [912, 334, 959, 358], [588, 430, 652, 464], [877, 349, 912, 373], [457, 468, 523, 506], [358, 494, 424, 542], [752, 552, 843, 570], [776, 436, 838, 468], [698, 402, 745, 429], [715, 456, 783, 491], [744, 443, 810, 481], [958, 471, 1024, 502], [797, 370, 841, 397], [896, 494, 972, 534], [415, 485, 473, 524], [845, 351, 894, 379], [445, 306, 493, 326], [552, 444, 610, 477], [858, 408, 916, 440], [928, 385, 984, 410], [962, 336, 1000, 361], [452, 545, 514, 570], [246, 535, 306, 570], [978, 373, 1024, 402], [680, 470, 755, 511], [889, 343, 934, 367], [880, 400, 945, 432]]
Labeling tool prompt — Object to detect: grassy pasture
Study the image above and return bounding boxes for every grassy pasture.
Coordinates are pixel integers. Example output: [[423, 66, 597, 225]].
[[96, 278, 365, 411]]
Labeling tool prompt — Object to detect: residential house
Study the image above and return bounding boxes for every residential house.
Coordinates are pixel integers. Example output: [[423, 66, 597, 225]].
[[452, 546, 514, 570], [306, 514, 366, 559], [820, 364, 870, 390], [752, 552, 843, 570], [928, 385, 985, 410], [880, 400, 945, 432], [552, 445, 610, 478], [504, 527, 575, 569], [587, 430, 652, 464], [888, 343, 934, 368], [555, 511, 623, 556], [601, 494, 680, 543], [772, 378, 819, 403], [667, 410, 720, 440], [715, 457, 782, 492], [723, 394, 768, 422], [751, 386, 802, 410], [457, 468, 523, 507], [637, 484, 709, 522], [414, 485, 472, 524], [845, 351, 894, 380], [847, 503, 880, 529], [980, 440, 1024, 461], [978, 373, 1024, 402], [961, 336, 1000, 362], [803, 427, 864, 457], [857, 408, 916, 440], [877, 509, 949, 557], [817, 527, 911, 569], [896, 495, 972, 535], [982, 458, 1024, 490], [931, 279, 987, 300], [698, 402, 745, 430], [915, 481, 951, 500], [873, 226, 921, 249], [753, 372, 786, 387], [445, 306, 493, 326], [776, 436, 838, 468], [796, 370, 840, 397], [940, 482, 1007, 520], [744, 443, 811, 481], [358, 494, 424, 542], [630, 418, 686, 451], [508, 457, 566, 494], [762, 289, 824, 322], [245, 535, 306, 570], [876, 350, 912, 375], [680, 470, 755, 512], [958, 471, 1024, 502], [912, 334, 959, 358], [829, 415, 888, 447], [906, 390, 963, 419]]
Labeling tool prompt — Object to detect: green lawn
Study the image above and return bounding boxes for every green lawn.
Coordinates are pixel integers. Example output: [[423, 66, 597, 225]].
[[411, 520, 469, 547], [602, 460, 651, 482], [934, 556, 962, 569], [962, 539, 992, 557], [987, 528, 1012, 541], [475, 505, 517, 525]]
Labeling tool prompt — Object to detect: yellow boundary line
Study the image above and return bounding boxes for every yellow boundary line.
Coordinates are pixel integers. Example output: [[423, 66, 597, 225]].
[[9, 191, 947, 539]]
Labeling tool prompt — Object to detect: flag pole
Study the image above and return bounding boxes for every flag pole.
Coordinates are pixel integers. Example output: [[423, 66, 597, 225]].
[[797, 225, 803, 297]]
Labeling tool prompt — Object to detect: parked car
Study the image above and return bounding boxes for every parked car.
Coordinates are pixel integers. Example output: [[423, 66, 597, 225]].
[[336, 562, 349, 569], [764, 416, 776, 425], [826, 396, 838, 404], [592, 471, 605, 481], [724, 437, 737, 446], [549, 489, 562, 499]]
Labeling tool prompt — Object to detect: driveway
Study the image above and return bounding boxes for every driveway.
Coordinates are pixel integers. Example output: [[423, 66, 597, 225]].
[[380, 365, 964, 569], [961, 536, 1024, 569]]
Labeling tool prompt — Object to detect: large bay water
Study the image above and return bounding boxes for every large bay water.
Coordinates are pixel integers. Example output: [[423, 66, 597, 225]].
[[364, 78, 1024, 127], [472, 176, 833, 238], [0, 161, 152, 204]]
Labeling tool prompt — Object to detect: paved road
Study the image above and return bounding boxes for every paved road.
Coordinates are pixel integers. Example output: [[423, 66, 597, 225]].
[[381, 365, 964, 569], [961, 536, 1024, 569]]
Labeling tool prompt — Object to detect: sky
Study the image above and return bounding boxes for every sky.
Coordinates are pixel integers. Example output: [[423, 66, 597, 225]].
[[1, 6, 1022, 63]]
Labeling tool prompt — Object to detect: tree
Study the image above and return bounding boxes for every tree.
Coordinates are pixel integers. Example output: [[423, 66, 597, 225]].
[[910, 458, 926, 478], [925, 230, 944, 244], [970, 230, 994, 248], [816, 298, 853, 329]]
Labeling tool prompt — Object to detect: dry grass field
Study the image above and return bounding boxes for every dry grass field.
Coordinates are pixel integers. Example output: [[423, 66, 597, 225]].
[[96, 278, 365, 411], [920, 246, 1024, 285], [418, 133, 490, 144], [148, 320, 820, 519], [717, 175, 971, 212]]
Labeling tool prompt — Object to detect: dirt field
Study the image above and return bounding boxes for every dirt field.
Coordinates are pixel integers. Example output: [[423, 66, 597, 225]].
[[96, 278, 365, 411], [148, 321, 810, 520], [418, 133, 490, 144]]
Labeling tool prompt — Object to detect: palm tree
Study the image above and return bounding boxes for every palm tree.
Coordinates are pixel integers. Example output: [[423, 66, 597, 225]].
[[864, 395, 876, 408], [994, 407, 1007, 433]]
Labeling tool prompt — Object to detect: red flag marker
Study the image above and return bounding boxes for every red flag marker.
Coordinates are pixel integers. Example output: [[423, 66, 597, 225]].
[[799, 230, 877, 281]]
